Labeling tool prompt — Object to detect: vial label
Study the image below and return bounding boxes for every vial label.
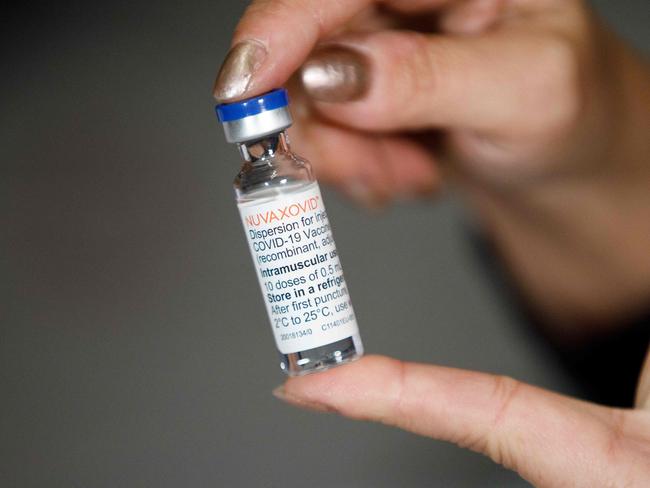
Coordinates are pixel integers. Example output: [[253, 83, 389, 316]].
[[238, 182, 359, 354]]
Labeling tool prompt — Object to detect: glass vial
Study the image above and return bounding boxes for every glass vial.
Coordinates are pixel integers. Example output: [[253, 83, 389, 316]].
[[216, 89, 363, 375]]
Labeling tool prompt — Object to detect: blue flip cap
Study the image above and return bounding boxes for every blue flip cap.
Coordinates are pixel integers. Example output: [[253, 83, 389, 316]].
[[216, 88, 289, 122]]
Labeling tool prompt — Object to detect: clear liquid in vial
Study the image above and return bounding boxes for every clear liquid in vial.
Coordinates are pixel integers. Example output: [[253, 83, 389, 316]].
[[238, 180, 363, 376]]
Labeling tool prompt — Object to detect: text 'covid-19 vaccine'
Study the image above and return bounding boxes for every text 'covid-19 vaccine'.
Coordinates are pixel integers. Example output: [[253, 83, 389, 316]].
[[215, 88, 364, 375]]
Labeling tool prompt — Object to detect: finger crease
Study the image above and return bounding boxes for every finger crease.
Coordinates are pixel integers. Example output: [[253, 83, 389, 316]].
[[606, 409, 628, 462], [492, 376, 522, 430], [390, 360, 409, 427], [488, 376, 522, 468]]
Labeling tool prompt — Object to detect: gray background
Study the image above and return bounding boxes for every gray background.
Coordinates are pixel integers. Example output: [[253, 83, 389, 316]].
[[2, 1, 648, 487]]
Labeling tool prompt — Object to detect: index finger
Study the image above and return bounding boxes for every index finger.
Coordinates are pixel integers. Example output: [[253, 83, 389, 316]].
[[214, 0, 454, 101], [276, 355, 631, 487]]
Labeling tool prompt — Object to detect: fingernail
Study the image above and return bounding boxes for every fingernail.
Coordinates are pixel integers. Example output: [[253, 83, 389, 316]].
[[272, 386, 335, 413], [213, 40, 267, 102], [300, 46, 369, 103]]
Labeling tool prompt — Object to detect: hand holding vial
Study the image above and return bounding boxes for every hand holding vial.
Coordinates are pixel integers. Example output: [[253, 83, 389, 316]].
[[213, 0, 650, 486]]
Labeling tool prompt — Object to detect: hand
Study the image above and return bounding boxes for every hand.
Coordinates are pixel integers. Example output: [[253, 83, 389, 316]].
[[213, 0, 650, 331], [213, 3, 650, 483], [273, 354, 650, 487]]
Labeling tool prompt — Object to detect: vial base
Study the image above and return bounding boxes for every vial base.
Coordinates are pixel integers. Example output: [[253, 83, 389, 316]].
[[279, 333, 364, 376]]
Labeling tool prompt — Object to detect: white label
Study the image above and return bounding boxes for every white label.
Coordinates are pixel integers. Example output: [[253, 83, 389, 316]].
[[238, 182, 359, 354]]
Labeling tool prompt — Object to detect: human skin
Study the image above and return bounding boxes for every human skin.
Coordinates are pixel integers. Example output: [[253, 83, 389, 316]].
[[213, 0, 650, 485]]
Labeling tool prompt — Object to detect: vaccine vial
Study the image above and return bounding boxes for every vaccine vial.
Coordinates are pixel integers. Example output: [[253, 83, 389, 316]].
[[215, 88, 364, 375]]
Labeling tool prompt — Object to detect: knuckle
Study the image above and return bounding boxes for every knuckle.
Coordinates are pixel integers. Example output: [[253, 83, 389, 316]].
[[600, 410, 649, 487], [406, 33, 441, 93], [486, 375, 523, 468], [390, 359, 409, 422], [455, 430, 490, 456], [530, 35, 584, 134], [377, 32, 441, 124], [407, 34, 443, 119], [604, 409, 629, 461], [490, 375, 523, 429]]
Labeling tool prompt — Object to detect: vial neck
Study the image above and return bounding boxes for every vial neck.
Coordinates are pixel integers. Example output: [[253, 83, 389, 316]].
[[238, 132, 290, 163]]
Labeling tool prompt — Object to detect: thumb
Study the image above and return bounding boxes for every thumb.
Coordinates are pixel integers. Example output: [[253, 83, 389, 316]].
[[299, 30, 578, 135], [274, 355, 642, 487]]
